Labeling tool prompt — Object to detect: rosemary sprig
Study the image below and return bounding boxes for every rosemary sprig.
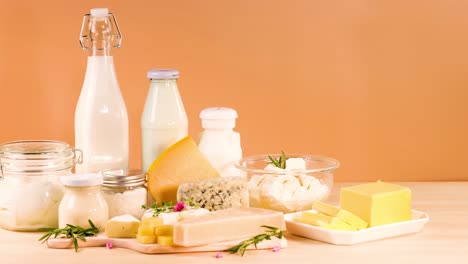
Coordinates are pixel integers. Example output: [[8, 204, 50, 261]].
[[38, 220, 100, 252], [226, 225, 283, 256], [141, 201, 175, 216], [268, 151, 288, 169], [141, 200, 196, 217]]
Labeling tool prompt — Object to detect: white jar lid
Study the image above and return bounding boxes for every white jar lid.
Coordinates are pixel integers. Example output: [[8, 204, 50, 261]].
[[147, 69, 179, 80], [61, 173, 103, 187], [200, 107, 238, 129]]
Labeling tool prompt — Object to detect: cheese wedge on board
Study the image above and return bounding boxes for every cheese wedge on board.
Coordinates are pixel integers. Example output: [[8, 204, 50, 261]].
[[105, 215, 141, 238], [173, 207, 285, 247]]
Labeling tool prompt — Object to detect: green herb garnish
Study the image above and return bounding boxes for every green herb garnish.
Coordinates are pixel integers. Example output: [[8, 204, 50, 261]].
[[141, 201, 174, 216], [38, 220, 99, 252], [141, 200, 196, 217], [226, 225, 283, 256], [268, 151, 288, 169]]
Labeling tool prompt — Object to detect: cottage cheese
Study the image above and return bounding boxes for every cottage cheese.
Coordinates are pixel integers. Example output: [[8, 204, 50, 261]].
[[247, 158, 331, 213]]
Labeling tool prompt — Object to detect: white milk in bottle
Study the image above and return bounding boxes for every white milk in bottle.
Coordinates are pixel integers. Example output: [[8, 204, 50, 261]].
[[198, 107, 242, 177], [75, 8, 129, 173], [141, 69, 188, 172]]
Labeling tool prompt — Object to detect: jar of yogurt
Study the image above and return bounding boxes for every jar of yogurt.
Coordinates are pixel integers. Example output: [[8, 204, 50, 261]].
[[101, 169, 147, 219], [0, 140, 82, 231], [59, 173, 109, 229]]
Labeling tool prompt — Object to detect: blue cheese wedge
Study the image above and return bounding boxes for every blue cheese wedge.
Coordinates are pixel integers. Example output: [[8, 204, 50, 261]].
[[177, 177, 249, 211]]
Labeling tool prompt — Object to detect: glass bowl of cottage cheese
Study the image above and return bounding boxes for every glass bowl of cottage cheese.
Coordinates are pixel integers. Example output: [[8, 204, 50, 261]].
[[235, 154, 339, 213]]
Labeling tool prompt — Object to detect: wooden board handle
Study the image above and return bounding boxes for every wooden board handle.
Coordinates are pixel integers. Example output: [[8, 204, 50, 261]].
[[46, 235, 288, 254]]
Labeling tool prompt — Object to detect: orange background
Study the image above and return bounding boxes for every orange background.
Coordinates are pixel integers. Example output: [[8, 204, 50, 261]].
[[0, 1, 466, 181]]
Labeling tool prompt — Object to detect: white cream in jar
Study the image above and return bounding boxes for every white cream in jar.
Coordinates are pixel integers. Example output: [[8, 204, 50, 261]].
[[59, 173, 109, 229], [101, 169, 147, 219], [0, 140, 82, 231]]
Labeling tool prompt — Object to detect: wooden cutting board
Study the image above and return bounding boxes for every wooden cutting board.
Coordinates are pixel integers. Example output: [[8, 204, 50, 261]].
[[46, 234, 288, 254]]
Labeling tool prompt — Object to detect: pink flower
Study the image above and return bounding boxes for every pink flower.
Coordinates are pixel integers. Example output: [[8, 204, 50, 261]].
[[215, 252, 223, 258], [106, 241, 113, 249], [174, 201, 186, 212], [272, 245, 280, 252]]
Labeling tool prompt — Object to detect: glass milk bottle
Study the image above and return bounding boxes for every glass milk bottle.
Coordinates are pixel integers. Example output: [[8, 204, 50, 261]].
[[141, 69, 188, 172], [198, 107, 242, 177], [75, 8, 129, 173]]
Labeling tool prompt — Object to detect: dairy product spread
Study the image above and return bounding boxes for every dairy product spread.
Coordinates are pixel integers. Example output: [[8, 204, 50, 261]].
[[312, 201, 368, 230], [173, 207, 285, 247], [247, 158, 330, 213], [340, 181, 412, 227]]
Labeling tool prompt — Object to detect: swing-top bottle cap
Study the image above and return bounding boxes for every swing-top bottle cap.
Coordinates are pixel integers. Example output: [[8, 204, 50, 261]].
[[90, 8, 109, 18]]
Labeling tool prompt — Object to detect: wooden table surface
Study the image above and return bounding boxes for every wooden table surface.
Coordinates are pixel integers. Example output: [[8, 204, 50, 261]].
[[1, 182, 467, 264]]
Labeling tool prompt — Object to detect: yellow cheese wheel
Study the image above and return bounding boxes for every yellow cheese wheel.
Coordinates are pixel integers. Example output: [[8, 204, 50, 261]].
[[147, 136, 220, 204]]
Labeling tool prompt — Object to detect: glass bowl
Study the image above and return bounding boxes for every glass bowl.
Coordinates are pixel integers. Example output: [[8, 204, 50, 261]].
[[235, 154, 339, 213]]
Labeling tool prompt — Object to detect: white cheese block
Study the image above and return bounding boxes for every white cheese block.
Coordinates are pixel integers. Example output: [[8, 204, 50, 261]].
[[173, 207, 285, 247], [105, 214, 140, 238], [177, 177, 249, 211]]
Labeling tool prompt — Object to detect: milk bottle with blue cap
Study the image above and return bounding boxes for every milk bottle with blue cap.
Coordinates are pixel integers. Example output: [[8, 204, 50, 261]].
[[141, 69, 188, 172], [198, 107, 242, 177]]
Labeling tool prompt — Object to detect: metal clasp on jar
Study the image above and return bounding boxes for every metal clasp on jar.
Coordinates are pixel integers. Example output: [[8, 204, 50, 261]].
[[73, 148, 83, 165], [0, 156, 3, 181]]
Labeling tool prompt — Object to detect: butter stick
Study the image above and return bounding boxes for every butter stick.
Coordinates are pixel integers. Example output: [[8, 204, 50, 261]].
[[173, 207, 285, 247]]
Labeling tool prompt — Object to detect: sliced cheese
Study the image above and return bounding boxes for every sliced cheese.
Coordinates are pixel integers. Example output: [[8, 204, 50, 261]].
[[294, 213, 356, 231], [173, 207, 285, 247], [340, 181, 412, 227], [157, 235, 174, 246], [312, 201, 368, 230], [155, 225, 173, 236], [105, 214, 141, 238], [137, 234, 156, 244]]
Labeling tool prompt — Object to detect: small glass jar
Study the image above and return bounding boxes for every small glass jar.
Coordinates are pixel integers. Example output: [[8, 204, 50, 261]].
[[59, 173, 109, 229], [101, 169, 147, 219], [0, 140, 82, 231]]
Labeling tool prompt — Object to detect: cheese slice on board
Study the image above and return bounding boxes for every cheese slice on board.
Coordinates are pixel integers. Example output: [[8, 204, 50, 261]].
[[105, 214, 140, 238], [173, 207, 285, 247]]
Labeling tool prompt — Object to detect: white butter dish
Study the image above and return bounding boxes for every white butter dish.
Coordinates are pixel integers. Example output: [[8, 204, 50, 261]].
[[285, 209, 429, 245]]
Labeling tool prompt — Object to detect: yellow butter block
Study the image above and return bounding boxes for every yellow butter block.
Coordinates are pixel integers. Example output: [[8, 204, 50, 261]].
[[155, 225, 173, 236], [157, 235, 174, 246], [138, 225, 156, 236], [136, 234, 157, 244], [340, 181, 412, 227], [141, 217, 164, 227], [312, 201, 368, 230]]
